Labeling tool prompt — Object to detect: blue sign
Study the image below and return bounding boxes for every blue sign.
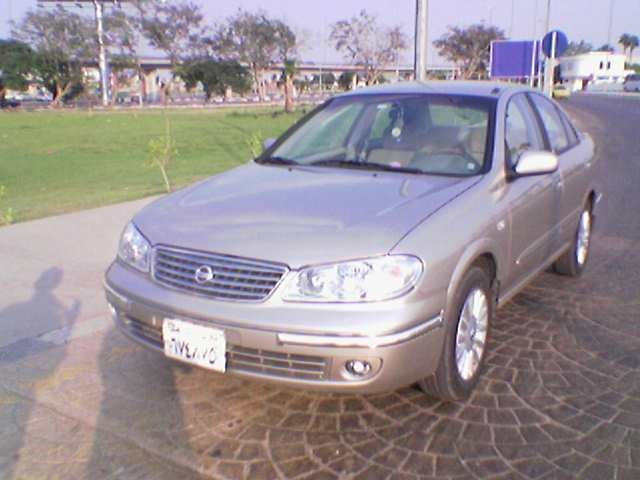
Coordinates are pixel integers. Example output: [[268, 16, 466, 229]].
[[541, 30, 568, 58], [490, 40, 540, 78]]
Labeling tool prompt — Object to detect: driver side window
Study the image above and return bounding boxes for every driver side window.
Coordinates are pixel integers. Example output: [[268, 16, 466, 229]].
[[505, 95, 543, 168]]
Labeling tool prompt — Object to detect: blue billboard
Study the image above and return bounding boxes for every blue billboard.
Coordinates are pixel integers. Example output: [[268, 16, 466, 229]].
[[490, 40, 540, 78]]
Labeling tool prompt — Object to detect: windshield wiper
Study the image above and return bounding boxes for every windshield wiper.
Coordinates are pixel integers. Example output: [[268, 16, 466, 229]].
[[308, 158, 425, 175], [258, 156, 299, 165]]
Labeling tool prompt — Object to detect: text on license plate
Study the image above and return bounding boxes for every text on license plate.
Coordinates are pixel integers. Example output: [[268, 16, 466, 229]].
[[162, 318, 226, 372]]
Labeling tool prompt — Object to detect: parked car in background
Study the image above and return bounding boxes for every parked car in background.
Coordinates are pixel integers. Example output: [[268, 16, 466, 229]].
[[105, 82, 600, 400], [0, 98, 21, 109], [553, 84, 571, 99], [624, 74, 640, 92]]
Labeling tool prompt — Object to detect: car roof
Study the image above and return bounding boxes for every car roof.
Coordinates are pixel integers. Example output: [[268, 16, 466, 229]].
[[335, 81, 531, 99]]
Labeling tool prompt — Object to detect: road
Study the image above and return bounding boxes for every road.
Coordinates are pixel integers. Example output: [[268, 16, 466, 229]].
[[0, 94, 639, 479]]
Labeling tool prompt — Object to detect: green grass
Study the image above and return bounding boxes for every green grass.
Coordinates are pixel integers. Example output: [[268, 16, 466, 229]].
[[0, 107, 305, 223]]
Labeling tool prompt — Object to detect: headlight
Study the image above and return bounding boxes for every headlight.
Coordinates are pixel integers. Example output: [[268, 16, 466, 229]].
[[282, 255, 423, 302], [118, 222, 151, 272]]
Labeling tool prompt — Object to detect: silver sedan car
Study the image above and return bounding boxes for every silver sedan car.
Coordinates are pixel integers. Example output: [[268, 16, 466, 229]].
[[105, 82, 599, 400]]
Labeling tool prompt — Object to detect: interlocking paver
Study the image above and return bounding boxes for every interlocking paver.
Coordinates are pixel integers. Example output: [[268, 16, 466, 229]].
[[1, 95, 639, 479]]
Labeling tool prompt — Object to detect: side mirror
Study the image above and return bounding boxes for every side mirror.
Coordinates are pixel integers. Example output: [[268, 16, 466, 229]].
[[513, 150, 558, 177], [262, 138, 276, 151]]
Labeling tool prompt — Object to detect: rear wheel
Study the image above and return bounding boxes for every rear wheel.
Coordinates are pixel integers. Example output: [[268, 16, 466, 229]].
[[419, 264, 493, 401], [553, 202, 592, 277]]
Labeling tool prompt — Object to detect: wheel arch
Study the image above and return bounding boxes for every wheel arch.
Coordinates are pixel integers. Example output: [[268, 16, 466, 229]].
[[445, 238, 501, 317]]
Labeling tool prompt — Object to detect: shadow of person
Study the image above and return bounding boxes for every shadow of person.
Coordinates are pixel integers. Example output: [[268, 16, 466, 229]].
[[86, 316, 202, 478], [0, 267, 80, 479]]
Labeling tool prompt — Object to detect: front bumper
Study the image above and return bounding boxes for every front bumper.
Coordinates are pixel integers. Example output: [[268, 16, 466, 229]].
[[104, 261, 446, 394]]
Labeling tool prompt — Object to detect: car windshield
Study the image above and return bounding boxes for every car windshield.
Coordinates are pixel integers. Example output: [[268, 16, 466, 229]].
[[261, 93, 495, 176]]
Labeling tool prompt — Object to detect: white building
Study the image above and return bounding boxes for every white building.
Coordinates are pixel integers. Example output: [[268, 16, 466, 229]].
[[559, 52, 631, 91]]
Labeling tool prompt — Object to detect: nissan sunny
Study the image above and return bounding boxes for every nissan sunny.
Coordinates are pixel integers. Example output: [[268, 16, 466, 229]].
[[105, 82, 599, 400]]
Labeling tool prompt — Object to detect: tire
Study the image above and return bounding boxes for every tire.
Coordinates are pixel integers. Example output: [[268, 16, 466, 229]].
[[553, 202, 593, 277], [419, 263, 493, 401]]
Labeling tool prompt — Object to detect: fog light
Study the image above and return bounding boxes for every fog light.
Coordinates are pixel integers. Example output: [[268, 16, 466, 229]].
[[345, 360, 372, 377]]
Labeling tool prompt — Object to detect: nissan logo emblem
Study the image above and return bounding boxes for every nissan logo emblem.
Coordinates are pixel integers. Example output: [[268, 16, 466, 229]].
[[194, 265, 214, 284]]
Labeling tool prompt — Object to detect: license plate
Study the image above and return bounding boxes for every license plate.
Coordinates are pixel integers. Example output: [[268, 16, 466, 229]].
[[162, 318, 226, 372]]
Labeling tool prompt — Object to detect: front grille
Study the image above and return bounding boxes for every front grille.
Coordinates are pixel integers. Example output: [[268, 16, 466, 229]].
[[227, 345, 328, 380], [153, 246, 288, 302], [120, 314, 163, 348], [119, 315, 328, 381]]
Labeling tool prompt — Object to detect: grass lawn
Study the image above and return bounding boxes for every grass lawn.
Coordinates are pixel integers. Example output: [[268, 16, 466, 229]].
[[0, 106, 306, 223]]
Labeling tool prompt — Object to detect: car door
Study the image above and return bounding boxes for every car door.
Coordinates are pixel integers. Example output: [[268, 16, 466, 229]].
[[502, 93, 560, 290], [528, 93, 584, 247]]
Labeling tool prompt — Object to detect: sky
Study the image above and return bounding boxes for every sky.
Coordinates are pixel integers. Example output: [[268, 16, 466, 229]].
[[1, 0, 639, 65]]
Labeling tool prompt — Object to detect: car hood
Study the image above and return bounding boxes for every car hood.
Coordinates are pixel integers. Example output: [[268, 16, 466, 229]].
[[134, 162, 479, 267]]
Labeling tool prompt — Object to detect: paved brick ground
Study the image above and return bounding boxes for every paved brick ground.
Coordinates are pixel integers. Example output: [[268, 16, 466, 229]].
[[0, 94, 638, 479]]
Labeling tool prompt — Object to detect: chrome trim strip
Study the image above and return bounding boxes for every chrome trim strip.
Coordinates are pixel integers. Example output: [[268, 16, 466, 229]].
[[277, 313, 443, 348]]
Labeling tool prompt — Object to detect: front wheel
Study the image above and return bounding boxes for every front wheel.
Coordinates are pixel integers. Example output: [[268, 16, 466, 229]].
[[553, 202, 592, 277], [419, 264, 493, 401]]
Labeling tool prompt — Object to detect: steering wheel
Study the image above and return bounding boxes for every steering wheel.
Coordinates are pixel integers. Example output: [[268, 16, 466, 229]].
[[409, 147, 480, 174]]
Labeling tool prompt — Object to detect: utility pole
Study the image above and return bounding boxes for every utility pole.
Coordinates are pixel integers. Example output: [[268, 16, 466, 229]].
[[607, 0, 615, 47], [414, 0, 428, 81], [532, 0, 538, 38], [544, 0, 551, 36], [509, 0, 515, 38], [93, 0, 110, 107], [543, 0, 554, 96]]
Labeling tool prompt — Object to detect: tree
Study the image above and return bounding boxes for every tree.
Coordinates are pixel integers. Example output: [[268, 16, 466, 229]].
[[12, 6, 94, 105], [338, 71, 356, 90], [133, 0, 208, 65], [214, 10, 298, 103], [434, 24, 505, 79], [0, 39, 34, 101], [104, 8, 143, 104], [282, 59, 296, 112], [176, 58, 251, 100], [564, 40, 593, 56], [131, 0, 208, 103], [628, 35, 639, 64], [312, 72, 336, 90], [596, 44, 615, 52], [330, 10, 407, 84], [619, 33, 632, 59]]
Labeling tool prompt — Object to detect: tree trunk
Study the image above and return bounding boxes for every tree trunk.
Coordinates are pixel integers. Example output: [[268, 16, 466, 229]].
[[138, 66, 146, 106], [252, 65, 264, 101], [0, 85, 6, 101], [51, 83, 63, 108], [284, 74, 294, 112], [111, 74, 119, 106]]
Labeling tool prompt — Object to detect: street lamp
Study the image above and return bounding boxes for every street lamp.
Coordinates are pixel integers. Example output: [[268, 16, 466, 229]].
[[37, 1, 125, 107], [414, 0, 428, 81]]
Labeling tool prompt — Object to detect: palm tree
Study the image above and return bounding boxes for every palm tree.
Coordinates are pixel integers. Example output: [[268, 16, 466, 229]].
[[629, 35, 640, 64], [619, 33, 631, 58]]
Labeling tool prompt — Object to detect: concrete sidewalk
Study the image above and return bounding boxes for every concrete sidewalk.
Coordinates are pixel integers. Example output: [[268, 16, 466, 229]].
[[0, 197, 157, 349], [1, 94, 640, 479]]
